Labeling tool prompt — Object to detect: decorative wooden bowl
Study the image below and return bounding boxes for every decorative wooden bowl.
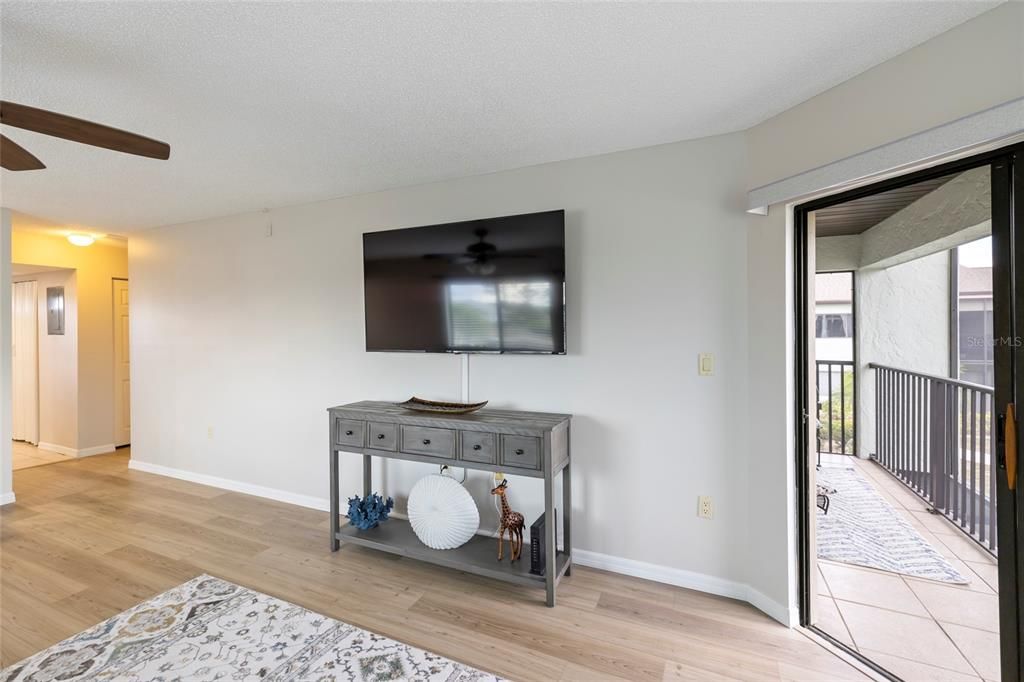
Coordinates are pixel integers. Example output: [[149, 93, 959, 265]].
[[396, 397, 488, 414]]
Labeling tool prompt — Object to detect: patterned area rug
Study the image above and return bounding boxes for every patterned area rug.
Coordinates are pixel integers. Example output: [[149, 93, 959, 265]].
[[817, 466, 969, 584], [1, 575, 501, 681]]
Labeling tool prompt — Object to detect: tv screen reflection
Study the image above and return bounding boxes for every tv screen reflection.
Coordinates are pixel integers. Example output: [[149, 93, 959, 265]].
[[363, 210, 566, 354]]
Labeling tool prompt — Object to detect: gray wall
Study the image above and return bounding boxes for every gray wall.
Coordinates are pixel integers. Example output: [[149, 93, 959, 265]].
[[130, 132, 756, 602]]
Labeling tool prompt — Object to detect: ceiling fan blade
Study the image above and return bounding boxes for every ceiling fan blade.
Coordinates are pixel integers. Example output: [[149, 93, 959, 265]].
[[1, 134, 45, 170], [0, 101, 170, 160]]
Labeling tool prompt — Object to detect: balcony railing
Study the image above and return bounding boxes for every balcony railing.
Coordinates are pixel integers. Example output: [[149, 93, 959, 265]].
[[817, 360, 855, 456], [871, 364, 996, 555]]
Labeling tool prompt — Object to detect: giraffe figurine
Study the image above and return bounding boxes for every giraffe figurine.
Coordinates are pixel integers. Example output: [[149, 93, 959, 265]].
[[490, 479, 525, 562]]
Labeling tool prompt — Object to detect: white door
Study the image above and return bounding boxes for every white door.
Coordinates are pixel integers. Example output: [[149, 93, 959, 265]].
[[12, 280, 39, 444], [113, 279, 130, 446]]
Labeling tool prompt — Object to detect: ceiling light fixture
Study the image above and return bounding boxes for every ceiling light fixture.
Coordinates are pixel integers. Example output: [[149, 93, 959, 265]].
[[67, 233, 96, 247]]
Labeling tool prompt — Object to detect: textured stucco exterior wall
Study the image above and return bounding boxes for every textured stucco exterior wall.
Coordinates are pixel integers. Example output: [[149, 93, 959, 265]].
[[856, 251, 949, 458], [861, 167, 991, 270], [816, 236, 860, 272], [815, 167, 990, 277]]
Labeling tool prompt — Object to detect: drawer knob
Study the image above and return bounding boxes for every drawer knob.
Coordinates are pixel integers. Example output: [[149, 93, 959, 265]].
[[377, 433, 386, 440], [345, 430, 354, 436], [515, 448, 525, 455], [473, 444, 482, 451], [423, 439, 431, 445]]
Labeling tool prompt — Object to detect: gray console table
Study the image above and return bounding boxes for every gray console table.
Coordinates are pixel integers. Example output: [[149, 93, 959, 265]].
[[328, 401, 572, 606]]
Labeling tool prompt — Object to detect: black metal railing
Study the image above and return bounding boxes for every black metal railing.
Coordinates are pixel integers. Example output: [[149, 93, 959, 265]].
[[817, 360, 855, 456], [871, 364, 996, 555]]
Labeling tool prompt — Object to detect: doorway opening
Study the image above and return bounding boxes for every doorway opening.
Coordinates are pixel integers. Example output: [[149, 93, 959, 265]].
[[795, 144, 1022, 682], [7, 223, 131, 475], [11, 264, 76, 470]]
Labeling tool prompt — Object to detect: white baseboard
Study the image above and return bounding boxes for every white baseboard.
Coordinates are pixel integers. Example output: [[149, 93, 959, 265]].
[[128, 459, 330, 511], [572, 548, 747, 600], [38, 442, 116, 458], [746, 585, 799, 627], [572, 549, 794, 626], [79, 444, 117, 458], [127, 459, 794, 626], [37, 442, 77, 457], [0, 491, 15, 506]]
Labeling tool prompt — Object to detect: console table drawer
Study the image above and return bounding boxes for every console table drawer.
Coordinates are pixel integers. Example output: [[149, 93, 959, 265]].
[[368, 422, 397, 451], [460, 431, 496, 464], [500, 435, 541, 469], [335, 419, 366, 448], [401, 425, 455, 458]]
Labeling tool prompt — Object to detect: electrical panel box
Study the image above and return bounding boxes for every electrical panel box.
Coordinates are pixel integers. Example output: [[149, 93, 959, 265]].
[[46, 286, 65, 335]]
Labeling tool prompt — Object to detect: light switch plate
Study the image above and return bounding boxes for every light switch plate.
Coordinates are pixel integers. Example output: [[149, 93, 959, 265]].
[[698, 353, 714, 376]]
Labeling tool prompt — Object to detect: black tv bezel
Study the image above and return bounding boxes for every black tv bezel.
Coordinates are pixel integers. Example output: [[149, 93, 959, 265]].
[[362, 209, 567, 355]]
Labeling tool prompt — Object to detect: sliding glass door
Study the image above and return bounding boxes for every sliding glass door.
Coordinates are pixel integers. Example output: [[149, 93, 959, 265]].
[[993, 146, 1023, 681], [796, 142, 1023, 681]]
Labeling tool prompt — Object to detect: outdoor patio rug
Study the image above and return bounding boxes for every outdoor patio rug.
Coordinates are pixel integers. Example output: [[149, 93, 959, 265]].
[[817, 466, 970, 584], [0, 574, 501, 682]]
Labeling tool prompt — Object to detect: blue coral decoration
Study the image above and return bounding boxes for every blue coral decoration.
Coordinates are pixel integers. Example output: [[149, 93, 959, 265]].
[[347, 493, 395, 530]]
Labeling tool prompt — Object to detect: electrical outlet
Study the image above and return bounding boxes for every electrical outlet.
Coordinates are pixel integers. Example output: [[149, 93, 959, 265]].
[[698, 495, 713, 519], [207, 426, 214, 440]]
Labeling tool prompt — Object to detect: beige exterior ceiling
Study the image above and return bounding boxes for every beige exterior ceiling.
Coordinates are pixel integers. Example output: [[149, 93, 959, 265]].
[[813, 173, 960, 237]]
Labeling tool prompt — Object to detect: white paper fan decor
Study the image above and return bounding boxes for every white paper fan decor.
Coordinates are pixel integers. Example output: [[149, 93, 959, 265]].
[[407, 474, 480, 550]]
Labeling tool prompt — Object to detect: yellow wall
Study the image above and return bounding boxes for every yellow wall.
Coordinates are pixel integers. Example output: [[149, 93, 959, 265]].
[[12, 230, 128, 451]]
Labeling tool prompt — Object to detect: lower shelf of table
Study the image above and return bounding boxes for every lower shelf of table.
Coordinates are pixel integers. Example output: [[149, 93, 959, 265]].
[[335, 518, 570, 589]]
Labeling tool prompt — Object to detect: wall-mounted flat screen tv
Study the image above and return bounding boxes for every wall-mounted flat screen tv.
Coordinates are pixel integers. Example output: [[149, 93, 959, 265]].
[[363, 210, 566, 354]]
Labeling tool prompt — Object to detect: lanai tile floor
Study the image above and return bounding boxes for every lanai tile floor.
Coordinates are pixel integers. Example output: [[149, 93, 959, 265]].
[[815, 454, 1000, 682]]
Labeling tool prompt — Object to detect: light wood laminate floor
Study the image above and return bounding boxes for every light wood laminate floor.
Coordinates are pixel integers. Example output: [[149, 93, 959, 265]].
[[0, 451, 865, 681], [11, 441, 72, 470]]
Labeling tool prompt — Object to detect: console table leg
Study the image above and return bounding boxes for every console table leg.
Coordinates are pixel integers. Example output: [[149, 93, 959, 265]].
[[544, 470, 556, 607], [362, 454, 372, 498], [329, 448, 340, 551], [563, 462, 572, 577]]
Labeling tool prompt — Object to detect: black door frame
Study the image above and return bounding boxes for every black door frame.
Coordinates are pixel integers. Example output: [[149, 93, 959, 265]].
[[1007, 145, 1024, 682], [794, 142, 1023, 681]]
